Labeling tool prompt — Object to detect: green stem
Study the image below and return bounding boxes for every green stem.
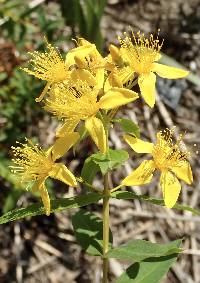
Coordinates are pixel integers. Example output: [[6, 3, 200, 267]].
[[76, 177, 102, 193], [103, 172, 109, 283], [110, 184, 123, 193], [102, 120, 110, 283]]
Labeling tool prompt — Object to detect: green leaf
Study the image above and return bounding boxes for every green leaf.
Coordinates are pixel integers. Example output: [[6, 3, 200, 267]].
[[0, 193, 102, 224], [20, 3, 41, 18], [0, 157, 24, 190], [92, 149, 129, 175], [81, 156, 100, 186], [107, 239, 181, 261], [77, 0, 105, 51], [112, 191, 200, 215], [0, 72, 7, 81], [116, 240, 181, 283], [3, 190, 23, 213], [81, 149, 129, 182], [113, 118, 140, 138], [60, 0, 84, 28], [116, 254, 180, 283], [72, 209, 113, 256], [60, 0, 105, 51]]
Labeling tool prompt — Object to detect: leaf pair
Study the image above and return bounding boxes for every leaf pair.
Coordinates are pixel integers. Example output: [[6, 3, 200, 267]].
[[72, 209, 181, 283], [1, 189, 199, 224], [81, 149, 129, 186]]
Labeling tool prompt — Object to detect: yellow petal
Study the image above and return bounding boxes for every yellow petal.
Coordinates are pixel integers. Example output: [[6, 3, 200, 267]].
[[32, 178, 46, 193], [138, 73, 156, 108], [155, 53, 162, 61], [40, 183, 51, 216], [51, 132, 80, 161], [65, 44, 96, 67], [118, 66, 134, 84], [49, 163, 77, 186], [99, 88, 138, 110], [104, 73, 123, 92], [104, 54, 116, 72], [122, 160, 155, 186], [74, 55, 86, 68], [56, 120, 79, 137], [160, 171, 181, 208], [85, 116, 107, 153], [71, 69, 96, 86], [124, 134, 154, 153], [32, 180, 50, 216], [153, 63, 189, 79], [95, 68, 105, 90], [171, 161, 193, 185]]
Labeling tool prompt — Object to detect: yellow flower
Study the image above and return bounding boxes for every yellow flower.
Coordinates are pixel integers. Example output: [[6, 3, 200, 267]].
[[122, 129, 193, 208], [115, 31, 189, 107], [22, 39, 95, 102], [44, 79, 139, 153], [11, 133, 79, 215]]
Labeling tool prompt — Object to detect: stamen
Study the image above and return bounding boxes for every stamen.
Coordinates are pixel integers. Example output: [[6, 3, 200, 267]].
[[152, 128, 190, 171], [44, 79, 99, 121], [22, 40, 69, 84], [118, 30, 163, 75], [11, 140, 53, 183]]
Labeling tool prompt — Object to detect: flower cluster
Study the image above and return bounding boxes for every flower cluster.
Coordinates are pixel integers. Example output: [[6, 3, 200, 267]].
[[11, 30, 193, 214]]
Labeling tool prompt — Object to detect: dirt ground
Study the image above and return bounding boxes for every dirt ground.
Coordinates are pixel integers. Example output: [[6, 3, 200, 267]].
[[0, 0, 200, 282]]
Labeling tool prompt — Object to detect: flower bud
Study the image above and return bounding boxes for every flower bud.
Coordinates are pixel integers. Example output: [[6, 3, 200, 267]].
[[109, 44, 120, 61]]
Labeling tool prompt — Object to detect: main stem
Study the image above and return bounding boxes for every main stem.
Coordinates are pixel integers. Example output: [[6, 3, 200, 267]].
[[103, 172, 109, 283], [102, 121, 110, 283]]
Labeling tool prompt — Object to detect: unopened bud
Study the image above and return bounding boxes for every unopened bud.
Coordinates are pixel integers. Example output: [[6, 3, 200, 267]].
[[109, 44, 120, 61], [110, 73, 123, 88]]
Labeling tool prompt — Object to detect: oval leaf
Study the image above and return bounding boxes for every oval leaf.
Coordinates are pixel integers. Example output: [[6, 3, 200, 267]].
[[81, 156, 100, 187], [116, 254, 180, 283], [92, 149, 129, 175], [107, 239, 181, 261], [116, 240, 181, 283]]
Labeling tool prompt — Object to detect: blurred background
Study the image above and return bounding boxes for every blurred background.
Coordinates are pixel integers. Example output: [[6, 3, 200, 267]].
[[0, 0, 200, 282]]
